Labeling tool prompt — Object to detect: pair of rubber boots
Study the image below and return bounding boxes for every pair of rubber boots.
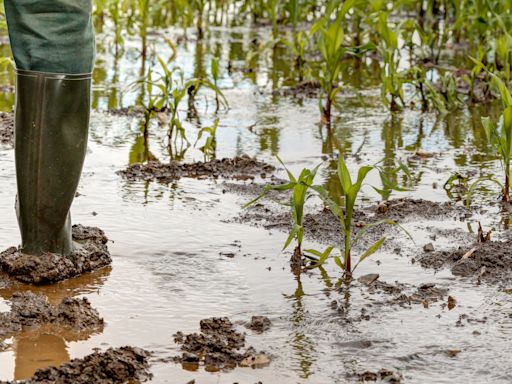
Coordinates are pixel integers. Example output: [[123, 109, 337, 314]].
[[14, 69, 91, 256]]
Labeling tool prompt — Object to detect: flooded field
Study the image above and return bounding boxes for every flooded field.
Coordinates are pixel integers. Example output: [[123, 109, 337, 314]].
[[1, 1, 512, 383]]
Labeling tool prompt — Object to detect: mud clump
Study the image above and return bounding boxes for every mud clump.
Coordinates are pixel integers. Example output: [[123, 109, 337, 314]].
[[0, 291, 103, 338], [0, 112, 14, 146], [245, 316, 271, 333], [118, 155, 275, 183], [0, 225, 111, 284], [174, 317, 270, 370], [351, 369, 402, 383], [419, 240, 512, 283], [16, 346, 151, 384]]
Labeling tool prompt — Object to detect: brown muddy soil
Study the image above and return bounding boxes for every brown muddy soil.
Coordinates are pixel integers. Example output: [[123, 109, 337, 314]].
[[272, 80, 322, 98], [3, 346, 151, 384], [237, 197, 469, 250], [0, 291, 103, 338], [173, 317, 270, 370], [418, 239, 512, 284], [350, 368, 402, 383], [0, 225, 111, 284], [341, 274, 449, 315], [0, 112, 14, 146], [244, 316, 271, 333], [118, 155, 276, 183]]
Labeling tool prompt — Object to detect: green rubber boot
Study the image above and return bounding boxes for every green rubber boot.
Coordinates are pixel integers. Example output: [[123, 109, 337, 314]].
[[4, 0, 95, 256], [14, 70, 91, 256]]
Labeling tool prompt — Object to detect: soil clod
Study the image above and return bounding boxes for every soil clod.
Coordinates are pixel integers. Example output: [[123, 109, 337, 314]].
[[245, 316, 271, 333], [174, 317, 270, 370], [0, 291, 103, 338], [352, 368, 402, 383], [13, 346, 151, 383], [0, 225, 111, 284]]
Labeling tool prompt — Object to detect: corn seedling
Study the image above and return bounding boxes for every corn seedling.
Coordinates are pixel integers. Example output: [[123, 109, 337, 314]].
[[283, 30, 310, 82], [138, 58, 227, 159], [311, 0, 356, 126], [377, 13, 404, 111], [244, 157, 320, 274], [195, 118, 220, 159], [211, 57, 221, 111], [312, 153, 412, 279], [481, 73, 512, 202]]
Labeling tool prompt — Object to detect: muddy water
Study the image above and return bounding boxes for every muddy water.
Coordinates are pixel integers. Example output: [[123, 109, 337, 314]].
[[0, 26, 511, 383]]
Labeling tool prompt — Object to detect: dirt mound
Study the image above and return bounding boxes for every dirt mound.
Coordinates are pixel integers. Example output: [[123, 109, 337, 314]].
[[0, 291, 103, 338], [0, 112, 14, 146], [373, 198, 470, 221], [17, 346, 151, 384], [118, 155, 275, 183], [173, 317, 270, 370], [418, 240, 512, 283], [0, 225, 111, 284]]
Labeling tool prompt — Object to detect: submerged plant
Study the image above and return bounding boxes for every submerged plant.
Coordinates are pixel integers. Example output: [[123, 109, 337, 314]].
[[195, 118, 220, 159], [244, 157, 320, 274]]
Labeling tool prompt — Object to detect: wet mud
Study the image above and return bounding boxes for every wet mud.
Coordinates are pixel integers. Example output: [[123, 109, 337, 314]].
[[341, 275, 449, 315], [244, 316, 271, 333], [418, 238, 512, 284], [2, 346, 151, 384], [272, 80, 322, 98], [0, 291, 103, 338], [0, 112, 14, 146], [173, 317, 270, 370], [350, 369, 402, 383], [0, 225, 111, 284], [118, 155, 275, 183], [237, 197, 469, 250]]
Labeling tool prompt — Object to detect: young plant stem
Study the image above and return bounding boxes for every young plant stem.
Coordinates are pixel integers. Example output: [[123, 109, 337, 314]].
[[504, 173, 510, 202], [344, 230, 351, 277]]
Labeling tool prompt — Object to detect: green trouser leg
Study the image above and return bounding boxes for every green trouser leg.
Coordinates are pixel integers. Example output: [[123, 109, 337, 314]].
[[4, 0, 95, 256]]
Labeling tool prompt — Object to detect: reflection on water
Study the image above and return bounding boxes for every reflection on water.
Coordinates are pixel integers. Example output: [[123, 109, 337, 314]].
[[13, 333, 69, 380], [0, 267, 110, 379], [285, 278, 316, 379]]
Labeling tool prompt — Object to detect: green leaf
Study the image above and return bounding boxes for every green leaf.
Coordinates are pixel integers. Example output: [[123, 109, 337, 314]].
[[353, 236, 386, 271], [334, 255, 345, 270]]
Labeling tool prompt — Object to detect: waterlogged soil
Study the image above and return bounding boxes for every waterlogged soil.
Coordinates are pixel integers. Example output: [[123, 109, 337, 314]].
[[0, 291, 103, 338], [173, 317, 270, 370], [0, 225, 111, 284], [1, 346, 151, 384], [118, 155, 275, 183], [236, 196, 470, 249], [418, 238, 512, 284]]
